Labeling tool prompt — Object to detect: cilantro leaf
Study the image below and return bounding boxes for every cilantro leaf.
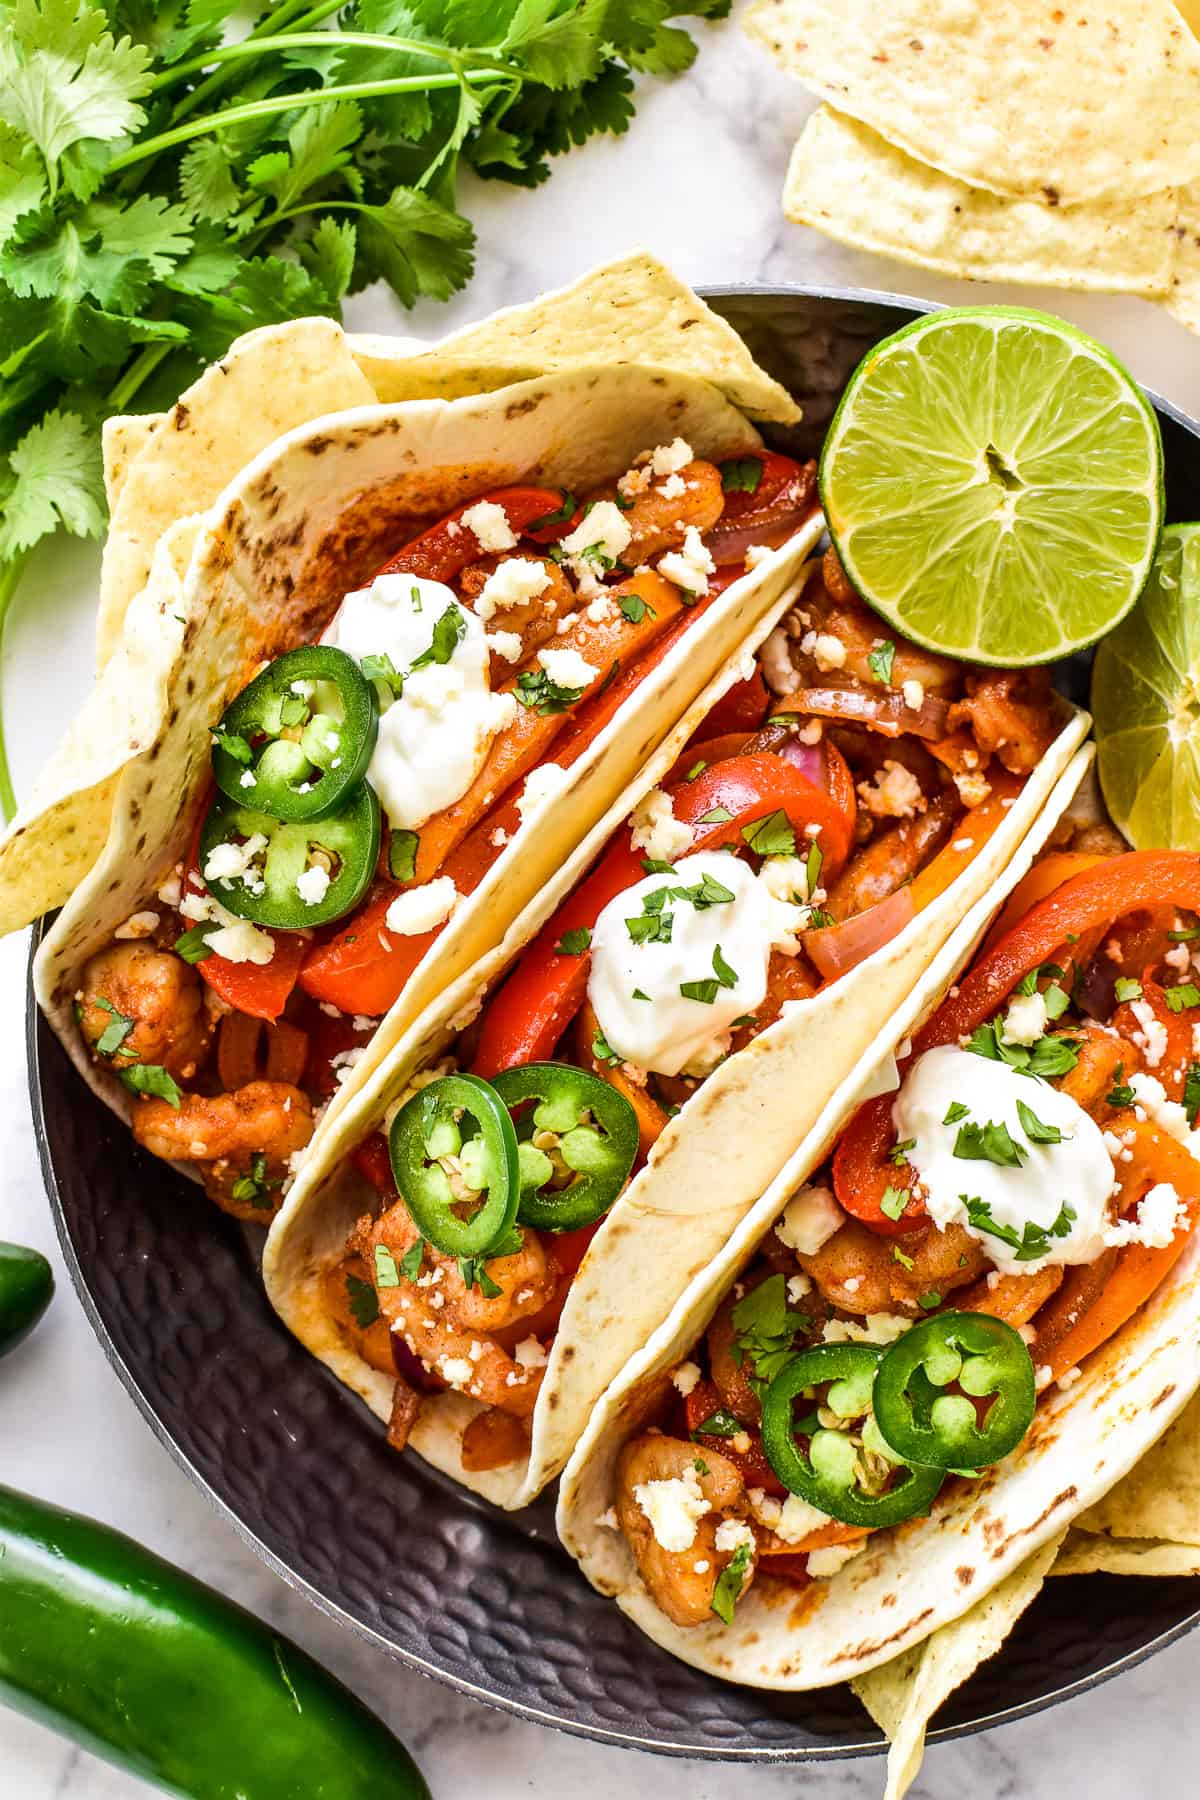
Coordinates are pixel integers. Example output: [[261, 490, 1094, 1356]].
[[119, 1061, 182, 1107], [741, 809, 795, 859], [555, 926, 590, 956], [710, 1537, 753, 1625], [720, 457, 762, 494], [388, 828, 419, 883], [345, 1272, 379, 1328], [868, 640, 895, 685]]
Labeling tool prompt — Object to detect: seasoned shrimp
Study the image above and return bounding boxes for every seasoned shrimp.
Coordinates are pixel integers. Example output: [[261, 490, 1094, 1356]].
[[826, 792, 957, 920], [797, 1216, 987, 1317], [1057, 1024, 1137, 1114], [458, 553, 575, 679], [947, 671, 1058, 774], [591, 459, 725, 562], [360, 1200, 557, 1419], [132, 1080, 313, 1219], [80, 943, 212, 1081], [616, 1435, 754, 1629], [803, 582, 960, 696]]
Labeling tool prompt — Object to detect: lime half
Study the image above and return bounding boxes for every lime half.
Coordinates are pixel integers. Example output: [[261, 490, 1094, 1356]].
[[1092, 524, 1200, 850], [820, 307, 1163, 666]]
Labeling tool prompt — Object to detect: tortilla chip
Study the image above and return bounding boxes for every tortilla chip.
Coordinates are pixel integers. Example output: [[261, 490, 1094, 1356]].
[[1163, 184, 1200, 334], [97, 318, 378, 666], [853, 1535, 1064, 1800], [348, 250, 800, 425], [784, 108, 1178, 295], [1052, 1530, 1200, 1577], [0, 518, 203, 937], [746, 0, 1200, 206], [1073, 1389, 1200, 1545], [102, 413, 164, 512]]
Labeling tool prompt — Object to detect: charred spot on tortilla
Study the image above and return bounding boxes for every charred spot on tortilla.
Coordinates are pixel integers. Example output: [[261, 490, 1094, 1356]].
[[956, 1566, 975, 1587]]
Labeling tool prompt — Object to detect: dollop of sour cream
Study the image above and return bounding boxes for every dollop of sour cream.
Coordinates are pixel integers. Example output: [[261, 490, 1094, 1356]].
[[588, 851, 801, 1077], [324, 573, 513, 829], [892, 1045, 1114, 1274]]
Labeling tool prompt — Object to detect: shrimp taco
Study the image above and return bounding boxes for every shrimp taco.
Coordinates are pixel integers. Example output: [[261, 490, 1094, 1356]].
[[29, 347, 830, 1222], [263, 549, 1089, 1507], [557, 837, 1200, 1688]]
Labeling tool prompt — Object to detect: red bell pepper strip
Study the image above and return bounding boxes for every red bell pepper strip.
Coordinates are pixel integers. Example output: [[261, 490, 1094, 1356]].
[[375, 487, 567, 584], [182, 800, 309, 1024], [834, 851, 1200, 1233], [692, 667, 770, 740], [684, 1379, 786, 1497], [471, 754, 854, 1077]]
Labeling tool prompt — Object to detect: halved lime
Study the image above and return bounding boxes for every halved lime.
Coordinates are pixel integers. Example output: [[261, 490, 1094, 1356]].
[[1092, 524, 1200, 850], [820, 307, 1163, 666]]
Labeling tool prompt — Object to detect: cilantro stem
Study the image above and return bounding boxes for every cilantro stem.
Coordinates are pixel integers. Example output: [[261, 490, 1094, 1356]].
[[0, 554, 28, 823], [108, 74, 495, 172], [167, 0, 346, 122], [155, 33, 515, 89], [107, 345, 173, 412]]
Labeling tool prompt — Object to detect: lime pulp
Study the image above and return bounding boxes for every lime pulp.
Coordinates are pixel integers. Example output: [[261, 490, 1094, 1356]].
[[819, 307, 1164, 666]]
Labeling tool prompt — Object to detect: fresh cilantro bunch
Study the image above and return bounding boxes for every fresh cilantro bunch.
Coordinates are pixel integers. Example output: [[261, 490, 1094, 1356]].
[[0, 0, 729, 816]]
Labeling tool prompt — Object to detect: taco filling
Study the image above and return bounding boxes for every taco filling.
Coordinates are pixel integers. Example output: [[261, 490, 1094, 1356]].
[[73, 442, 819, 1218], [318, 555, 1064, 1473], [603, 848, 1200, 1628]]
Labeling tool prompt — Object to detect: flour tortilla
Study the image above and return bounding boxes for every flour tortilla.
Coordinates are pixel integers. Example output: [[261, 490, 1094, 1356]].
[[265, 702, 1089, 1508], [852, 1535, 1065, 1800], [2, 253, 797, 939], [557, 741, 1200, 1681], [34, 361, 813, 1153], [96, 252, 797, 668], [783, 109, 1178, 297], [746, 0, 1200, 206]]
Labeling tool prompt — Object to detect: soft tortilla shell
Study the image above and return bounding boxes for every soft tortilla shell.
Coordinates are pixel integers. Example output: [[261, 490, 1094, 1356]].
[[1071, 1388, 1200, 1545], [32, 363, 785, 1146], [556, 745, 1200, 1686], [96, 252, 797, 667], [266, 704, 1089, 1508], [852, 1535, 1064, 1800], [746, 0, 1200, 206], [783, 109, 1178, 297]]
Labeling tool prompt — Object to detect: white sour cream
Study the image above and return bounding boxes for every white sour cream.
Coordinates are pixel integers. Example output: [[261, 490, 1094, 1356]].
[[324, 573, 514, 829], [588, 852, 801, 1077], [891, 1045, 1115, 1274]]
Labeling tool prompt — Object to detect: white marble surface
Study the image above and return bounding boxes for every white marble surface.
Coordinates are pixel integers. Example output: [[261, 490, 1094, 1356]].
[[3, 14, 1200, 1795]]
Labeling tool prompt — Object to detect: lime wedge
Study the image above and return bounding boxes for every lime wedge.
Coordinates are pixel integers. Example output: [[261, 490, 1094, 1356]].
[[820, 307, 1163, 666], [1092, 524, 1200, 850]]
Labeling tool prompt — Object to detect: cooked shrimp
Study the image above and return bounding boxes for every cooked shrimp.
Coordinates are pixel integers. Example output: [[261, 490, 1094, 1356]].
[[1057, 1024, 1137, 1114], [132, 1081, 313, 1219], [79, 943, 212, 1081], [458, 553, 575, 679], [616, 1435, 755, 1629], [802, 584, 960, 696], [360, 1201, 556, 1418], [597, 459, 725, 563], [797, 1216, 987, 1317], [956, 1264, 1065, 1327], [826, 792, 957, 920], [947, 671, 1058, 774]]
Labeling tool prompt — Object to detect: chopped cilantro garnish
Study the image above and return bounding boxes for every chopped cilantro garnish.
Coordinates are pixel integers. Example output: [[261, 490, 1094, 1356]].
[[685, 760, 707, 782], [458, 1256, 503, 1299], [805, 840, 823, 895], [1168, 926, 1200, 942], [362, 652, 402, 700], [889, 1138, 916, 1164], [1186, 1062, 1200, 1127], [555, 927, 591, 956], [868, 640, 896, 685], [692, 1408, 742, 1438], [741, 809, 796, 859], [174, 923, 215, 964], [712, 944, 738, 989], [879, 1185, 909, 1222], [892, 1246, 915, 1270], [345, 1274, 379, 1329], [632, 988, 651, 1002], [515, 668, 587, 715], [1016, 1098, 1068, 1145], [696, 805, 734, 825], [619, 592, 656, 625], [1166, 983, 1200, 1013], [1114, 977, 1143, 1003], [917, 1291, 941, 1310], [374, 1244, 401, 1289], [119, 1063, 181, 1108], [527, 494, 577, 532], [410, 605, 467, 672], [953, 1118, 1026, 1168], [592, 1030, 621, 1066], [710, 1539, 753, 1626], [720, 458, 763, 495], [93, 996, 135, 1058], [942, 1101, 969, 1125], [962, 1195, 1076, 1263], [388, 829, 419, 883], [731, 1274, 809, 1391]]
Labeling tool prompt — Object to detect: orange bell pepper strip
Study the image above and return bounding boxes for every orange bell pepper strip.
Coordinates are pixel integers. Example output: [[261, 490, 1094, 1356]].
[[198, 931, 308, 1024], [375, 486, 568, 584], [982, 851, 1107, 954], [408, 572, 688, 886], [835, 851, 1200, 1234], [906, 770, 1022, 915], [471, 754, 858, 1077], [1035, 1118, 1200, 1383]]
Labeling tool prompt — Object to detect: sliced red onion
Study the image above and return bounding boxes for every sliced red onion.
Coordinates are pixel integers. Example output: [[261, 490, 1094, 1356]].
[[789, 683, 951, 743], [805, 888, 916, 981]]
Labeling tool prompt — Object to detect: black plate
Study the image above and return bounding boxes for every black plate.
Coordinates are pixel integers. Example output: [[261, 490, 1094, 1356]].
[[31, 286, 1200, 1762]]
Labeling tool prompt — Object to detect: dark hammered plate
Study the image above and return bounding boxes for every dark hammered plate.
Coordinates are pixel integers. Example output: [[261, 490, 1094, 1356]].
[[31, 286, 1200, 1762]]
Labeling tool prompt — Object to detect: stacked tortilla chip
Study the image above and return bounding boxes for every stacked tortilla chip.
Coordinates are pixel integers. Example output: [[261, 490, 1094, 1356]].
[[745, 0, 1200, 330]]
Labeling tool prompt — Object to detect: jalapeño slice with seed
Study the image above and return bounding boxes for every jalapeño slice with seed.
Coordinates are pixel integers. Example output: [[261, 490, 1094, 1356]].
[[492, 1063, 638, 1232], [212, 646, 378, 822]]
